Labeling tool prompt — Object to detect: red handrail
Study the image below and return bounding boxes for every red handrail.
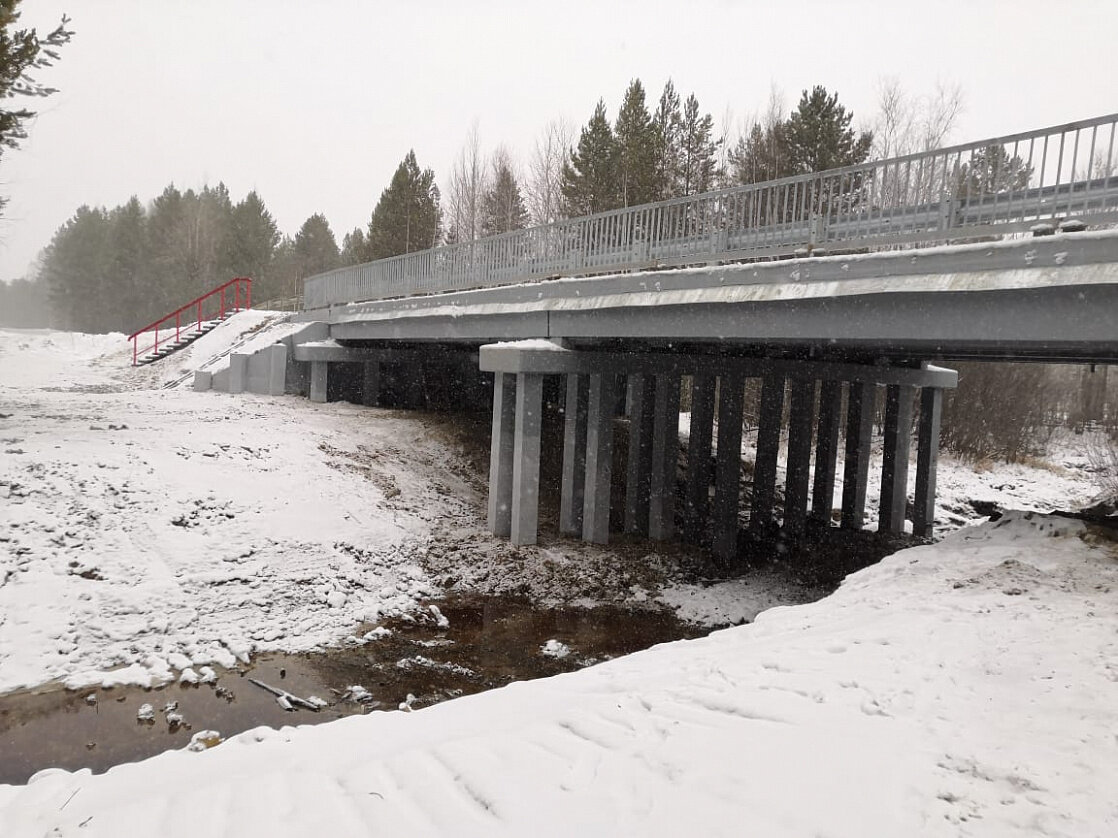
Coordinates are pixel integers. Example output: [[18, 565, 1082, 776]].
[[129, 277, 252, 366]]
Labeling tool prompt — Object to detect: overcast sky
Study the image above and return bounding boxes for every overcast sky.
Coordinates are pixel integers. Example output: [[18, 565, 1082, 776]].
[[1, 0, 1115, 280]]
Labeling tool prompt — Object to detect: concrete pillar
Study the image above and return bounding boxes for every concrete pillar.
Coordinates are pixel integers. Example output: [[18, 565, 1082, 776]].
[[648, 374, 682, 541], [841, 381, 874, 530], [511, 373, 544, 546], [783, 380, 816, 536], [879, 384, 915, 533], [913, 387, 943, 538], [362, 361, 381, 407], [559, 374, 589, 537], [624, 374, 656, 535], [712, 374, 745, 562], [811, 379, 843, 526], [750, 374, 785, 531], [583, 373, 620, 545], [684, 374, 717, 534], [309, 361, 328, 404], [487, 373, 516, 537], [229, 354, 248, 395]]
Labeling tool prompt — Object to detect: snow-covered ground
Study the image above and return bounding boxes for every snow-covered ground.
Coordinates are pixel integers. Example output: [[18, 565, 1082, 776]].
[[0, 320, 1101, 690], [1, 511, 1115, 836], [3, 321, 1115, 835]]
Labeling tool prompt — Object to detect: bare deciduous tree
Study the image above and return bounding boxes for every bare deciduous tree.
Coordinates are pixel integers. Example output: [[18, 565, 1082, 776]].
[[446, 122, 488, 243], [872, 79, 965, 207], [525, 118, 574, 226]]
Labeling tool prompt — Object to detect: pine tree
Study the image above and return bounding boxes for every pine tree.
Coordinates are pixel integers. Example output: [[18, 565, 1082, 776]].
[[955, 145, 1032, 197], [727, 122, 792, 186], [0, 2, 72, 212], [144, 184, 191, 317], [224, 190, 280, 298], [782, 86, 873, 174], [481, 149, 528, 236], [561, 100, 618, 215], [652, 80, 683, 200], [42, 205, 111, 332], [613, 80, 657, 207], [677, 93, 719, 196], [268, 235, 300, 305], [339, 227, 368, 266], [106, 196, 147, 331], [294, 213, 340, 278], [367, 150, 442, 259]]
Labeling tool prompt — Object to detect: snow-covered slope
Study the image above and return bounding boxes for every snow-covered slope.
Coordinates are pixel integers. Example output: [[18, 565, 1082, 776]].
[[1, 513, 1114, 836]]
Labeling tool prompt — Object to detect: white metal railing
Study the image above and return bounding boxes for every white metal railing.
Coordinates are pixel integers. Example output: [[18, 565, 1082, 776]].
[[304, 113, 1118, 310]]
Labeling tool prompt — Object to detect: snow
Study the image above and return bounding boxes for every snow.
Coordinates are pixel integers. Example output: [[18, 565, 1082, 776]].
[[0, 322, 476, 693], [3, 323, 1115, 835], [0, 511, 1114, 836], [540, 639, 571, 659]]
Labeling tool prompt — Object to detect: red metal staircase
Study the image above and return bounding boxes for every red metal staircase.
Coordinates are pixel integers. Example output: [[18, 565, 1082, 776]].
[[128, 278, 252, 366]]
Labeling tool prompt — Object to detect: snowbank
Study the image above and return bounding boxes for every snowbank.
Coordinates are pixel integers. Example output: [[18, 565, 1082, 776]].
[[1, 512, 1114, 836]]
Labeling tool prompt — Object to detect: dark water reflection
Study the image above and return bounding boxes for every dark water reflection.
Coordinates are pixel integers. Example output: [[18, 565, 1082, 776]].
[[0, 596, 704, 785]]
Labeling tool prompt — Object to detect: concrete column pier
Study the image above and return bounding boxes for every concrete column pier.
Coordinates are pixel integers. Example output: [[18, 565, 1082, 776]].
[[362, 361, 381, 407], [811, 379, 843, 526], [783, 379, 816, 535], [559, 374, 588, 537], [583, 373, 620, 545], [476, 342, 957, 552], [309, 361, 328, 404], [750, 374, 785, 532], [648, 374, 681, 540], [841, 381, 874, 529], [511, 373, 544, 546], [913, 387, 943, 537], [879, 384, 915, 533], [712, 373, 745, 562], [624, 374, 656, 535], [487, 373, 516, 537], [684, 374, 716, 535]]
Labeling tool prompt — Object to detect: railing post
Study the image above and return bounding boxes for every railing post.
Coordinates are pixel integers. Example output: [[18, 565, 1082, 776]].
[[154, 325, 159, 356], [220, 288, 226, 320], [132, 336, 137, 366], [246, 278, 252, 309], [175, 311, 181, 343], [197, 301, 202, 331]]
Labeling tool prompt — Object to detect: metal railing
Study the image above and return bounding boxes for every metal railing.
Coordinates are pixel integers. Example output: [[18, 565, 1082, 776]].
[[304, 113, 1118, 311], [128, 277, 252, 365]]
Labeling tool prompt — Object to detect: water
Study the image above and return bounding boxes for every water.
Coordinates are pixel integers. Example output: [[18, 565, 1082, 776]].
[[0, 596, 704, 785]]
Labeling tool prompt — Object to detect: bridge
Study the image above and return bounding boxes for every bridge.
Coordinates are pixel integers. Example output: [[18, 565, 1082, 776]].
[[194, 112, 1118, 563]]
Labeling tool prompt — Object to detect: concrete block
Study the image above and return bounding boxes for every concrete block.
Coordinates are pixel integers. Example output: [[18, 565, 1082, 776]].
[[192, 371, 212, 392], [267, 344, 288, 396], [212, 367, 230, 393], [229, 354, 248, 394]]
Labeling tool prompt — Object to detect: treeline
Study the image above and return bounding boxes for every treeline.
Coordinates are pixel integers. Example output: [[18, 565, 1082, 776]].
[[36, 79, 965, 334], [41, 186, 339, 334]]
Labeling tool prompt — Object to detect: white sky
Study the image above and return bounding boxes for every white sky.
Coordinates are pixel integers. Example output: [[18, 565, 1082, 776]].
[[1, 0, 1115, 280]]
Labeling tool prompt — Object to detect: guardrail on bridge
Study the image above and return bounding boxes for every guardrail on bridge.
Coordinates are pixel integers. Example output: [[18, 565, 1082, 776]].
[[304, 112, 1118, 310]]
